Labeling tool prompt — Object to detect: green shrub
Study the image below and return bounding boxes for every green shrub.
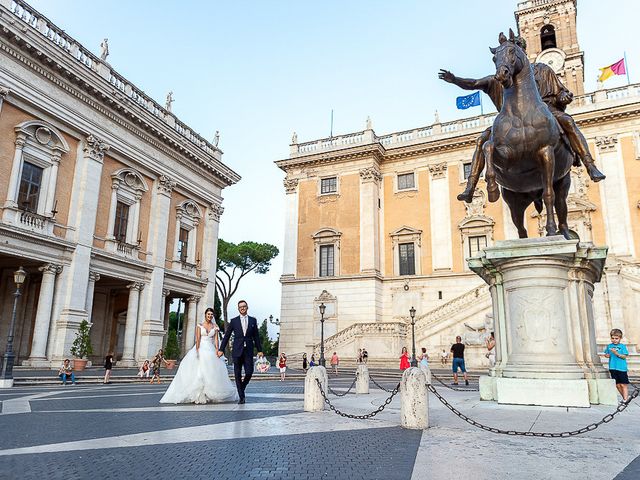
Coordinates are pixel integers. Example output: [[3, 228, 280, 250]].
[[70, 320, 93, 359], [164, 329, 180, 359]]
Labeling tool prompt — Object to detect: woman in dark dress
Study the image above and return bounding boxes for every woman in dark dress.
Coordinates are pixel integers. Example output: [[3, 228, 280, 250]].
[[302, 353, 308, 372], [103, 352, 114, 384]]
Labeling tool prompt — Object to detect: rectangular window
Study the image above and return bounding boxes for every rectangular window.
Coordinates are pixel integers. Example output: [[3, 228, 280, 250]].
[[113, 201, 129, 242], [320, 177, 337, 194], [399, 242, 416, 276], [319, 245, 335, 277], [463, 163, 472, 180], [397, 173, 415, 190], [178, 227, 189, 262], [18, 162, 43, 212], [468, 235, 487, 258]]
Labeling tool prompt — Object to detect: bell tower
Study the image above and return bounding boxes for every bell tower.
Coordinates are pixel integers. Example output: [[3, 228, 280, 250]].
[[515, 0, 584, 95]]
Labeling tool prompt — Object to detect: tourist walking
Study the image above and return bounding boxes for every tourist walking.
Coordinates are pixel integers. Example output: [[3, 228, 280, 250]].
[[160, 307, 238, 404], [302, 353, 308, 372], [150, 349, 169, 385], [399, 347, 410, 371], [485, 332, 496, 368], [362, 348, 369, 364], [278, 352, 287, 381], [330, 352, 339, 374], [418, 347, 429, 369], [103, 352, 114, 384], [450, 336, 469, 385], [604, 328, 630, 403], [58, 359, 76, 385], [356, 349, 363, 364]]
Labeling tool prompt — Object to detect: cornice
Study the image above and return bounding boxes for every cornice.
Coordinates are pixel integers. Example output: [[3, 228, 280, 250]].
[[0, 10, 240, 188]]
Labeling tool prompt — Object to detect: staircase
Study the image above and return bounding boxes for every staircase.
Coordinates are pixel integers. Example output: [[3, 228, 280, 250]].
[[414, 284, 490, 333]]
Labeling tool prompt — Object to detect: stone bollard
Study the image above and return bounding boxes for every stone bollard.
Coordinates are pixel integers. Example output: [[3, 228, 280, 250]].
[[304, 366, 328, 412], [356, 364, 369, 394], [419, 364, 432, 385], [400, 367, 428, 429]]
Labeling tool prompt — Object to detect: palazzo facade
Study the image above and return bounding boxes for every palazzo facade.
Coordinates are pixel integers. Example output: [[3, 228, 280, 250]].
[[0, 0, 239, 367], [277, 0, 640, 369]]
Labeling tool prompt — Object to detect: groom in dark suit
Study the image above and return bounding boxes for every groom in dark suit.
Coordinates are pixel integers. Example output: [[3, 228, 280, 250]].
[[218, 299, 262, 404]]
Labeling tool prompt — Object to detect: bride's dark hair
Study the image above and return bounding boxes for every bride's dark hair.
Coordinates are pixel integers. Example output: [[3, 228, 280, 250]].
[[204, 307, 215, 317]]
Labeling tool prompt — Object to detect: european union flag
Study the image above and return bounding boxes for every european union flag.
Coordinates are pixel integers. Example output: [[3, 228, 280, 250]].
[[456, 91, 481, 110]]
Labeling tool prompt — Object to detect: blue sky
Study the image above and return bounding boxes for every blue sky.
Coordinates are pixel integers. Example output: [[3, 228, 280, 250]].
[[27, 0, 639, 338]]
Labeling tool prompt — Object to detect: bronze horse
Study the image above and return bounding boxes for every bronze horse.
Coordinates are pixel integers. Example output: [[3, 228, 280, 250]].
[[484, 30, 574, 239]]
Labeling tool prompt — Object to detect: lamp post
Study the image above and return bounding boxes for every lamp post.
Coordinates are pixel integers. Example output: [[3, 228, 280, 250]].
[[267, 314, 280, 326], [1, 267, 27, 384], [409, 306, 417, 367], [319, 303, 326, 367]]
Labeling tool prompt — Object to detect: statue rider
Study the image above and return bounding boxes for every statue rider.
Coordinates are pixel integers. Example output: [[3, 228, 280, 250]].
[[439, 35, 605, 203]]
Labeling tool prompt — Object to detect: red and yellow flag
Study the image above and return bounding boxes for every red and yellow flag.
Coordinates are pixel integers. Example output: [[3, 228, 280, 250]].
[[598, 58, 626, 82]]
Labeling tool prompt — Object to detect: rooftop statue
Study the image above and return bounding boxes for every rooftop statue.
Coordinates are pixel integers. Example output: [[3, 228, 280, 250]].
[[439, 29, 605, 239], [100, 38, 109, 61], [165, 91, 174, 112]]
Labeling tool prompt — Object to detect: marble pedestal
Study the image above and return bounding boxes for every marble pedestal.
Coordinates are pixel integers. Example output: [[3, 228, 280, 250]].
[[469, 236, 617, 407]]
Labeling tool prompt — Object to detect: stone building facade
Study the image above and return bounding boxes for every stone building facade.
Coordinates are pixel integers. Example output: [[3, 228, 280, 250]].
[[276, 0, 640, 369], [0, 0, 239, 367]]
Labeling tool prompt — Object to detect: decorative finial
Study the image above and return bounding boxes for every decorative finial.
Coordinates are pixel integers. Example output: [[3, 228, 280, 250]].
[[100, 38, 109, 61], [365, 116, 372, 130], [165, 91, 174, 112], [213, 130, 220, 147]]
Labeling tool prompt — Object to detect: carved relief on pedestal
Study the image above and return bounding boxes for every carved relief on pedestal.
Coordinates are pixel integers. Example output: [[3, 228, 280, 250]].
[[428, 162, 447, 179], [511, 290, 560, 349]]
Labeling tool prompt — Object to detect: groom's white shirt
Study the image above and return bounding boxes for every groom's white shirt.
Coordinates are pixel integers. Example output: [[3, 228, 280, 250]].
[[240, 315, 248, 336]]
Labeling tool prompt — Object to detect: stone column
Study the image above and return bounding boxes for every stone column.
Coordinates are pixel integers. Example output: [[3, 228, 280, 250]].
[[49, 135, 109, 362], [25, 264, 62, 366], [136, 175, 175, 360], [105, 181, 119, 240], [184, 295, 201, 352], [304, 366, 328, 412], [359, 166, 382, 274], [400, 367, 428, 429], [202, 202, 223, 307], [44, 152, 61, 215], [282, 178, 299, 278], [161, 289, 171, 346], [428, 163, 453, 271], [4, 133, 26, 208], [121, 282, 144, 366], [0, 85, 9, 116], [85, 272, 100, 323]]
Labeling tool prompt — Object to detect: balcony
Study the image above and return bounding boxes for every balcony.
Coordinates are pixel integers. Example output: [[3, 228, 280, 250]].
[[1, 206, 55, 235]]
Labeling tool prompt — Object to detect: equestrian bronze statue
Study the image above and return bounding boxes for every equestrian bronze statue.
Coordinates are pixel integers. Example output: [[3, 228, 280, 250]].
[[439, 29, 605, 239]]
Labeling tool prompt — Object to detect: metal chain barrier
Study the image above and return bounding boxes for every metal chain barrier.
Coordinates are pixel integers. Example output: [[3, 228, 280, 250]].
[[431, 371, 479, 392], [369, 374, 395, 393], [315, 378, 400, 419], [427, 382, 640, 437], [328, 376, 358, 397]]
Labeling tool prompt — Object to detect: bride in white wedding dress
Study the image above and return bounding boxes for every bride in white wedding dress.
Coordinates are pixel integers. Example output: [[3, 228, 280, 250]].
[[160, 308, 238, 404]]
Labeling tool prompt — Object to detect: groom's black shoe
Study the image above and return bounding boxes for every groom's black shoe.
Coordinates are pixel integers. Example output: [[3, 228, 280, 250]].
[[238, 398, 245, 404]]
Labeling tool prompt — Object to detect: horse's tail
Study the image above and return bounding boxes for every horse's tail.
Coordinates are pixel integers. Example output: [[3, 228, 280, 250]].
[[534, 198, 543, 214]]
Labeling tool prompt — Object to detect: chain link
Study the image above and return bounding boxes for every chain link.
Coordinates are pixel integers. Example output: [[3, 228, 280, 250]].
[[427, 383, 639, 437], [430, 371, 479, 392], [328, 376, 358, 397], [369, 374, 395, 393], [315, 378, 400, 419]]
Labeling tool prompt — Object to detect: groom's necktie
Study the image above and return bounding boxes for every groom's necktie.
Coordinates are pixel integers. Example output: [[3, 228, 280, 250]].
[[241, 316, 248, 336]]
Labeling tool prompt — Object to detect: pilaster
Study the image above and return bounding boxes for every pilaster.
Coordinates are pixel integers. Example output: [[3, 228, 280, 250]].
[[282, 177, 299, 279], [359, 167, 382, 274], [428, 163, 453, 271]]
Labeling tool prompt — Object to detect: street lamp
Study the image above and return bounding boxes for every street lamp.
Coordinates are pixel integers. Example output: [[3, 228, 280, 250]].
[[319, 303, 326, 367], [1, 266, 27, 385], [409, 306, 417, 367], [267, 315, 280, 326]]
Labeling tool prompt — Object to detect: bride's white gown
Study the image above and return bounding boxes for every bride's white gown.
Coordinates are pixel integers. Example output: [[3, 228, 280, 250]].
[[160, 324, 238, 404]]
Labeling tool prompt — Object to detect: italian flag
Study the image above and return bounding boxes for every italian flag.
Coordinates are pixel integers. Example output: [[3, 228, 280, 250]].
[[598, 58, 626, 82]]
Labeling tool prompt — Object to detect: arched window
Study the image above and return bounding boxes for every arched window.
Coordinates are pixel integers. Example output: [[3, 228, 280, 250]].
[[106, 168, 148, 257], [3, 121, 69, 234], [540, 25, 557, 51], [312, 228, 342, 277], [173, 200, 202, 272]]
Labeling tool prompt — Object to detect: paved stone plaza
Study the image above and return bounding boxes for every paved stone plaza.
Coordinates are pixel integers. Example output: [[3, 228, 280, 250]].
[[0, 375, 639, 480]]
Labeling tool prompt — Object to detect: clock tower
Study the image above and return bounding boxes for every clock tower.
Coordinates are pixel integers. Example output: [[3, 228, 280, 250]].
[[515, 0, 584, 95]]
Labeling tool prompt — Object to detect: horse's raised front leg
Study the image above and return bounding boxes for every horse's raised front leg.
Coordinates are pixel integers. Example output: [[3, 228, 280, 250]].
[[458, 128, 491, 203], [502, 188, 530, 238], [482, 140, 500, 202], [553, 173, 571, 239], [537, 145, 558, 236]]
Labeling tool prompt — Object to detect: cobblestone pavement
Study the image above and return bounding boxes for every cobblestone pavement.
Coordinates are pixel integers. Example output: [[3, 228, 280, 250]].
[[0, 377, 639, 480]]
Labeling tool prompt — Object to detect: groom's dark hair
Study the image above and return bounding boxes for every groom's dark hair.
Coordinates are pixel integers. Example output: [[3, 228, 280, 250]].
[[238, 299, 248, 306]]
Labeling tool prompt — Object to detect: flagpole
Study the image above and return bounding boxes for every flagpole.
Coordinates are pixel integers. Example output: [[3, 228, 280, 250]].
[[480, 92, 484, 115], [330, 109, 334, 138], [624, 51, 630, 85]]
